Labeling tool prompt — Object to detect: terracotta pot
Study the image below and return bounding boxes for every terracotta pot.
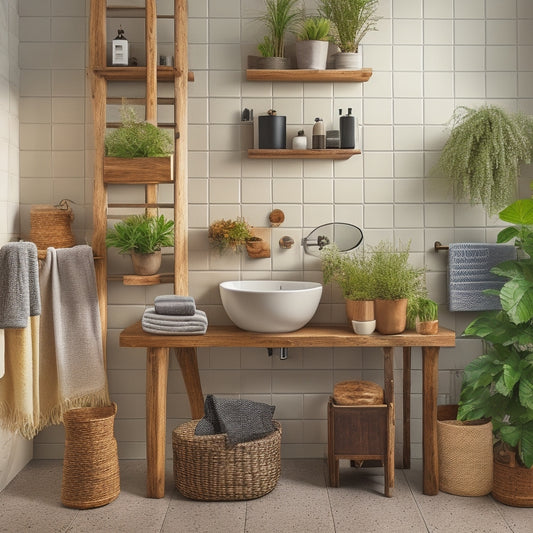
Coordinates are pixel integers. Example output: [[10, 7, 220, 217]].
[[374, 299, 408, 335], [416, 319, 439, 335], [131, 250, 162, 276], [345, 299, 374, 323], [492, 446, 533, 507]]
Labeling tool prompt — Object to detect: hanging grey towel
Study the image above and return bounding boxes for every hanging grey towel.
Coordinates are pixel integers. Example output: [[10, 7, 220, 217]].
[[0, 241, 41, 328], [195, 394, 276, 446], [448, 243, 516, 311]]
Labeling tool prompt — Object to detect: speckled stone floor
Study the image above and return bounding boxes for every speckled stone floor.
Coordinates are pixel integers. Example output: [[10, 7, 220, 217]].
[[1, 459, 531, 532]]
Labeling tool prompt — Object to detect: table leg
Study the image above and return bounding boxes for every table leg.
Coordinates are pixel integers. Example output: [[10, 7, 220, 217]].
[[175, 347, 204, 419], [422, 346, 439, 495], [146, 346, 169, 499], [383, 347, 395, 497], [403, 347, 411, 469]]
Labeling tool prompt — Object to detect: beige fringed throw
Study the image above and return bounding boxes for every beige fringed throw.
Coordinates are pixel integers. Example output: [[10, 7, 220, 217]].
[[39, 245, 109, 423]]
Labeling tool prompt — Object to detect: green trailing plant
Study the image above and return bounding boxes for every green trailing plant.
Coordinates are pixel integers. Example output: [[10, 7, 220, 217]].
[[407, 297, 438, 329], [208, 218, 253, 253], [256, 0, 302, 58], [436, 105, 533, 216], [104, 104, 174, 158], [105, 214, 174, 254], [321, 244, 375, 301], [368, 240, 425, 301], [458, 195, 533, 468], [296, 16, 331, 41], [318, 0, 380, 53]]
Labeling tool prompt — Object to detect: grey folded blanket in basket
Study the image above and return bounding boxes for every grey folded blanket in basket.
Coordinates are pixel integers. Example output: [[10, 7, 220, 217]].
[[195, 394, 276, 446]]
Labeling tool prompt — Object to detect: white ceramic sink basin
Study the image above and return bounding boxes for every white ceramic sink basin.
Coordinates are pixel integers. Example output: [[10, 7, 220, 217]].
[[219, 280, 323, 333]]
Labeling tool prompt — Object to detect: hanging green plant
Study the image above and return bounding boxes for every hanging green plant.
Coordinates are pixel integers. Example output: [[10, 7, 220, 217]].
[[436, 105, 533, 215]]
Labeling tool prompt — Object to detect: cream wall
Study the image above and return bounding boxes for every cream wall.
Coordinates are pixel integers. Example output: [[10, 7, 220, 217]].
[[14, 0, 533, 461]]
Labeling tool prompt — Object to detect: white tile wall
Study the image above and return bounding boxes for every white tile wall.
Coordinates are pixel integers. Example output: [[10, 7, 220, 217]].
[[9, 0, 530, 461]]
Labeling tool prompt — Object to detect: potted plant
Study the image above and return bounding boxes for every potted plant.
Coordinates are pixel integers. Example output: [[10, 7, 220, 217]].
[[208, 218, 255, 253], [105, 214, 174, 276], [436, 105, 533, 216], [318, 0, 380, 69], [104, 104, 174, 183], [368, 240, 425, 335], [321, 244, 375, 325], [458, 196, 533, 506], [407, 297, 439, 335], [255, 0, 301, 69], [294, 16, 331, 70]]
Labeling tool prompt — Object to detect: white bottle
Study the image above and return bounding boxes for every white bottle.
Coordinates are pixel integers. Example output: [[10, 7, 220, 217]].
[[112, 27, 129, 66], [292, 130, 307, 150]]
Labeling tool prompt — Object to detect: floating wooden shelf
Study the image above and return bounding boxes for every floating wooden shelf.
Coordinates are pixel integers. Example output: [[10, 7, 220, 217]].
[[248, 149, 361, 160], [120, 273, 175, 286], [246, 68, 372, 82], [93, 67, 194, 82], [107, 6, 173, 19]]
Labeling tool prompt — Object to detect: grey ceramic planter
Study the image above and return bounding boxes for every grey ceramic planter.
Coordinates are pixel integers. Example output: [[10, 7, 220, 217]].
[[295, 40, 329, 69]]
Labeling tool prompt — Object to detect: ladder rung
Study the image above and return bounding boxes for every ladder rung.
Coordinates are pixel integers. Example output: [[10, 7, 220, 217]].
[[106, 122, 176, 128], [106, 97, 175, 105], [108, 203, 175, 209]]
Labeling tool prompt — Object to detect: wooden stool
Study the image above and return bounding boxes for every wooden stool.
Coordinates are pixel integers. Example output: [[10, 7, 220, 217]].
[[327, 395, 395, 497]]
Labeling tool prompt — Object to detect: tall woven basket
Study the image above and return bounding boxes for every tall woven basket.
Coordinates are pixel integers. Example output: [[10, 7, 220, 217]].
[[172, 420, 282, 501], [30, 203, 75, 255], [437, 419, 493, 496], [61, 403, 120, 509]]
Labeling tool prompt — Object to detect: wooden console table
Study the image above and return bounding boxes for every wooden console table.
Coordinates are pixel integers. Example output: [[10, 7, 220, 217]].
[[119, 323, 455, 498]]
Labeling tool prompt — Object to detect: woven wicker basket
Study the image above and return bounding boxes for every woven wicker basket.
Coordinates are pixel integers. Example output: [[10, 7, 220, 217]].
[[61, 403, 120, 509], [172, 420, 282, 501], [30, 203, 75, 254], [437, 419, 493, 496]]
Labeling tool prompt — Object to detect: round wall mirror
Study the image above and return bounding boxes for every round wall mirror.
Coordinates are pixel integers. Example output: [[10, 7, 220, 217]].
[[302, 223, 363, 257]]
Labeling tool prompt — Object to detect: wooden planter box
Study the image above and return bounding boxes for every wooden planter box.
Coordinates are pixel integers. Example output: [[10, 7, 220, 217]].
[[103, 155, 173, 184]]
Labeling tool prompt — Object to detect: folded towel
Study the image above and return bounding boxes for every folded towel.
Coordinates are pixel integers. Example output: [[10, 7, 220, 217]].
[[141, 322, 207, 335], [448, 243, 516, 311], [0, 242, 41, 328], [154, 295, 196, 316], [143, 307, 207, 324], [142, 307, 208, 335], [195, 394, 276, 446]]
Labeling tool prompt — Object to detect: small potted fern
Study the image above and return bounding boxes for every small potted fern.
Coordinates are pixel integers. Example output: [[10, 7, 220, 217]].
[[104, 104, 174, 183], [105, 214, 174, 276], [407, 297, 439, 335], [295, 16, 331, 70]]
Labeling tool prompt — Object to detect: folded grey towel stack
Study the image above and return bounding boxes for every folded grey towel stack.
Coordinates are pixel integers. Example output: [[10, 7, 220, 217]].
[[154, 294, 196, 316], [141, 305, 207, 335], [195, 394, 276, 446]]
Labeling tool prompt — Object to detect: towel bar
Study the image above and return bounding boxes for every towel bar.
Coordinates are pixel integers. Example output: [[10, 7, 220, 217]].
[[434, 241, 449, 252]]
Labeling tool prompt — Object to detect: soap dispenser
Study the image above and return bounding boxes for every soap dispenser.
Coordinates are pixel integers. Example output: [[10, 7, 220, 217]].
[[292, 130, 307, 150], [340, 108, 355, 149], [112, 26, 129, 66], [312, 118, 325, 149]]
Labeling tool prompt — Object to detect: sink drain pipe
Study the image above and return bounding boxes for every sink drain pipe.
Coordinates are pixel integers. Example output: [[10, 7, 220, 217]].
[[267, 348, 288, 360]]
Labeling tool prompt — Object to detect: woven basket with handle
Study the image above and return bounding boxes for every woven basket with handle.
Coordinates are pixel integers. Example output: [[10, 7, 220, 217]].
[[30, 201, 75, 257], [173, 419, 281, 501]]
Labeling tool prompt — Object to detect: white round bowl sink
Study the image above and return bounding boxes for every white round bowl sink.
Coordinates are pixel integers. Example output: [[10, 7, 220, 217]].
[[219, 280, 323, 333]]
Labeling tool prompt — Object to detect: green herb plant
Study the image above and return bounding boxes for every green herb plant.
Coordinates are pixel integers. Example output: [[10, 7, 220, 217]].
[[256, 0, 302, 58], [321, 244, 375, 301], [436, 105, 533, 215], [318, 0, 380, 53], [208, 218, 254, 253], [105, 214, 175, 254], [407, 297, 438, 329], [368, 240, 425, 301], [104, 104, 174, 158], [296, 16, 331, 41], [458, 195, 533, 467]]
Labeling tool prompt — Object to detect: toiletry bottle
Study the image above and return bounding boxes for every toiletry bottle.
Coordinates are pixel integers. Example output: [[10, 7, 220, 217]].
[[312, 118, 325, 149], [112, 26, 129, 66], [292, 130, 307, 150], [340, 108, 355, 149]]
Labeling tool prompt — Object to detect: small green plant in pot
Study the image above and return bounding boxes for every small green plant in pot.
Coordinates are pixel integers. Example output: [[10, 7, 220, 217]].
[[105, 214, 174, 276], [368, 240, 425, 334], [318, 0, 380, 69], [321, 244, 375, 322], [458, 196, 533, 506], [436, 105, 533, 216], [208, 218, 254, 253], [294, 16, 331, 70], [256, 0, 301, 69], [407, 297, 439, 335]]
